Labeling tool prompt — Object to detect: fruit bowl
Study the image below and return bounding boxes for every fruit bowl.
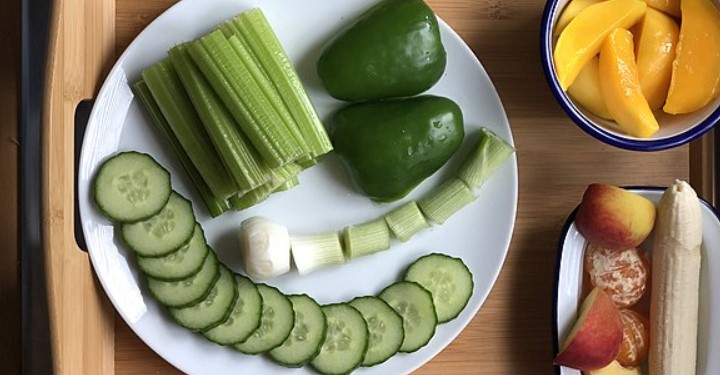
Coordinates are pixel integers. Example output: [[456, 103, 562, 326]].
[[552, 187, 720, 374], [540, 0, 720, 151]]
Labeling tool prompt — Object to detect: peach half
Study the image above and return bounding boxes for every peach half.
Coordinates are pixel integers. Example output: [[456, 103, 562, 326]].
[[554, 288, 624, 370], [575, 184, 656, 250]]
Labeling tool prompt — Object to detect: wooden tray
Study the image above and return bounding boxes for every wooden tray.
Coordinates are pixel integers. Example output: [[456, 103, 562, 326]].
[[42, 0, 716, 374]]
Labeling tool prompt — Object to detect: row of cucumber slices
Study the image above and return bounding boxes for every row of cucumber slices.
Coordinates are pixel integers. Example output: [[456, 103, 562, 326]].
[[93, 152, 474, 374]]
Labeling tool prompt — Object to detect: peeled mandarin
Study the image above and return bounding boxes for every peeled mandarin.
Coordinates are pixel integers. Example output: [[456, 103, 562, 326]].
[[617, 310, 650, 367], [599, 28, 659, 138], [641, 0, 681, 16], [554, 0, 606, 37], [584, 244, 650, 308], [554, 0, 647, 90], [568, 56, 613, 120], [634, 8, 680, 110], [664, 0, 720, 114]]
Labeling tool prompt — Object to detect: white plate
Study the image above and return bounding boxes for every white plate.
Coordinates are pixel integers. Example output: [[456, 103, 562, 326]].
[[553, 187, 720, 374], [78, 0, 518, 374]]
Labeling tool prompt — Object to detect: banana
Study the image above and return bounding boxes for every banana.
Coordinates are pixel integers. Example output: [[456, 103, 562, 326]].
[[649, 180, 703, 375]]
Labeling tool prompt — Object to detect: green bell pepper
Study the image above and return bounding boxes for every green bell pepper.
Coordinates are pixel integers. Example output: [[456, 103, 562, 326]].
[[329, 95, 464, 202], [317, 0, 447, 102]]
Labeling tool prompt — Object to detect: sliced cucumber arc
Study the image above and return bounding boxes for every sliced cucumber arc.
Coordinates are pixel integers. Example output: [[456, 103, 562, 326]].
[[136, 224, 208, 281], [310, 303, 368, 375], [93, 151, 171, 223], [349, 296, 404, 366], [203, 274, 263, 345], [234, 284, 294, 354], [404, 253, 474, 323], [121, 192, 196, 257], [146, 250, 219, 308], [169, 265, 238, 331], [378, 281, 437, 353], [269, 294, 327, 368]]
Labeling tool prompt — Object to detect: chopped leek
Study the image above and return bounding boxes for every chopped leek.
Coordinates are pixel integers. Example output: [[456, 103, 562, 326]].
[[457, 128, 515, 189], [291, 232, 346, 275], [418, 178, 476, 225], [343, 218, 391, 259], [384, 201, 430, 242]]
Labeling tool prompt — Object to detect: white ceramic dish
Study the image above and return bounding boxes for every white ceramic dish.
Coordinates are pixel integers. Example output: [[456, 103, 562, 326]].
[[553, 187, 720, 374], [77, 0, 518, 374]]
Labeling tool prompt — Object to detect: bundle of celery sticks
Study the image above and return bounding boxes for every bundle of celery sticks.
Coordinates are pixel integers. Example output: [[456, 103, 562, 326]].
[[134, 8, 333, 217]]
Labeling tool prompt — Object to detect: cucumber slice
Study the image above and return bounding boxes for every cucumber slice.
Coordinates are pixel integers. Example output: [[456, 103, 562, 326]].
[[310, 303, 368, 375], [93, 151, 171, 223], [404, 253, 474, 323], [378, 281, 437, 353], [169, 265, 237, 331], [349, 296, 404, 366], [269, 294, 327, 367], [146, 251, 219, 308], [203, 274, 263, 345], [121, 192, 195, 257], [136, 224, 208, 281], [234, 284, 294, 354]]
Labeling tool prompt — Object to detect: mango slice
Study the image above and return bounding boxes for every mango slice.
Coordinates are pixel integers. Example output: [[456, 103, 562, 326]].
[[554, 0, 647, 91], [599, 28, 659, 138], [664, 0, 720, 114], [634, 8, 680, 110], [641, 0, 681, 17], [568, 56, 613, 120], [554, 0, 605, 37]]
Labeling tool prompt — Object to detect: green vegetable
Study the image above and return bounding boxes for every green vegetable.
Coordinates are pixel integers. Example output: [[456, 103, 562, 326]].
[[343, 218, 391, 259], [384, 201, 429, 242], [330, 95, 464, 202], [291, 232, 345, 275], [418, 178, 476, 225], [457, 128, 515, 188], [317, 0, 446, 101]]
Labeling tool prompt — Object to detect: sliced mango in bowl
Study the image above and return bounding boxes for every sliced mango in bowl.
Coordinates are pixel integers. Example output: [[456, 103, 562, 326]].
[[634, 8, 679, 111], [568, 56, 612, 120]]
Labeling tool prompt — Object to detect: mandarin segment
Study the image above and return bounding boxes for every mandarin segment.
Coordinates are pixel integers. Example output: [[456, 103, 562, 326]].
[[617, 310, 650, 367], [584, 244, 650, 308]]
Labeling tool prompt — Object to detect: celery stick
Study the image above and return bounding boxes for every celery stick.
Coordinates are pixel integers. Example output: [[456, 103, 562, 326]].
[[343, 219, 391, 259], [228, 163, 302, 210], [226, 34, 310, 159], [291, 232, 345, 275], [275, 176, 299, 192], [418, 178, 477, 225], [457, 128, 515, 189], [141, 61, 237, 199], [234, 9, 333, 157], [133, 81, 228, 217], [192, 30, 303, 166], [384, 201, 430, 242], [169, 44, 268, 192]]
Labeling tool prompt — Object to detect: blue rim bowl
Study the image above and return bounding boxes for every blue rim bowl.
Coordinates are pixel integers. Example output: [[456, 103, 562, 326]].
[[540, 0, 720, 152]]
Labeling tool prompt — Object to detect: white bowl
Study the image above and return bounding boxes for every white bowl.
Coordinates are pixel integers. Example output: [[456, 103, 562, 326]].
[[540, 0, 720, 151], [553, 187, 720, 374]]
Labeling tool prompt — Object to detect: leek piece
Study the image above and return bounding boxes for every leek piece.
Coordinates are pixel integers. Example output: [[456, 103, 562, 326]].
[[418, 178, 477, 225], [343, 218, 391, 259], [141, 61, 237, 199], [384, 201, 430, 242], [133, 81, 228, 217], [168, 43, 268, 192], [457, 128, 515, 189], [291, 232, 345, 275], [234, 9, 333, 157]]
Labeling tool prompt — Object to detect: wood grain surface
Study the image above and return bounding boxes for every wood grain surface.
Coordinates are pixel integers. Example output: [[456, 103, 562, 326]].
[[108, 1, 694, 374]]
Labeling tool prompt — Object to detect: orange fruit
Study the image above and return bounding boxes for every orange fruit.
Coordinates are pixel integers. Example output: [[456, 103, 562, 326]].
[[617, 309, 650, 366], [584, 244, 649, 307]]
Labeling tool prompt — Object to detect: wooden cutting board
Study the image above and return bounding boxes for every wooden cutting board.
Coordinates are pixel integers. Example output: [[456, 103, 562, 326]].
[[42, 0, 713, 374]]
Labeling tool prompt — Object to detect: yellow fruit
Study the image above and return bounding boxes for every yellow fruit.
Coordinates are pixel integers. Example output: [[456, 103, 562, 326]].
[[664, 0, 720, 114], [599, 28, 659, 138], [568, 56, 613, 119], [554, 0, 605, 37], [554, 0, 647, 90], [634, 8, 680, 110], [641, 0, 681, 17]]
